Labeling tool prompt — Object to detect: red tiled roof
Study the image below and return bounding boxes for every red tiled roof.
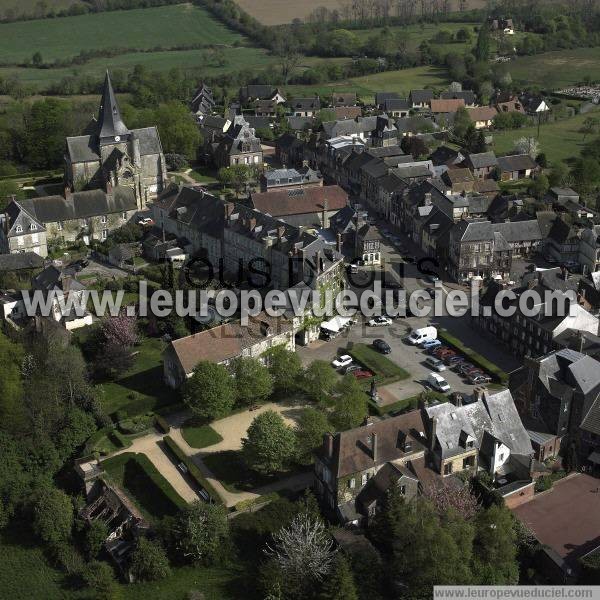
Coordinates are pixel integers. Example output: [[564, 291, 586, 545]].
[[250, 185, 348, 217], [467, 106, 498, 122], [334, 106, 362, 120], [430, 98, 465, 113]]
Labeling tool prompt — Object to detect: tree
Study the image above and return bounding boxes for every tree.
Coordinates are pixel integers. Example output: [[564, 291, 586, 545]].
[[330, 375, 368, 431], [424, 481, 478, 519], [242, 410, 296, 474], [23, 99, 70, 169], [548, 161, 570, 187], [130, 538, 171, 582], [529, 173, 549, 200], [176, 501, 229, 565], [474, 23, 490, 62], [301, 360, 337, 405], [452, 106, 472, 140], [472, 505, 519, 584], [273, 37, 302, 84], [265, 513, 337, 596], [295, 408, 330, 464], [0, 332, 24, 431], [513, 136, 539, 158], [31, 52, 43, 66], [32, 487, 73, 544], [165, 153, 188, 171], [231, 357, 274, 406], [264, 345, 303, 394], [183, 361, 235, 421], [153, 101, 200, 159], [217, 166, 233, 191], [572, 157, 600, 194], [456, 28, 473, 43], [580, 116, 600, 141], [99, 313, 139, 347], [84, 519, 108, 560], [81, 560, 119, 600], [320, 554, 358, 600]]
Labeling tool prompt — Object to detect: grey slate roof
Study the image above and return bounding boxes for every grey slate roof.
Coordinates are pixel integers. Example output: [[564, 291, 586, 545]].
[[287, 116, 314, 131], [97, 71, 130, 143], [0, 252, 44, 271], [383, 98, 410, 111], [440, 90, 476, 104], [497, 154, 537, 173], [455, 218, 542, 243], [465, 151, 498, 170], [375, 92, 399, 106], [410, 89, 434, 104]]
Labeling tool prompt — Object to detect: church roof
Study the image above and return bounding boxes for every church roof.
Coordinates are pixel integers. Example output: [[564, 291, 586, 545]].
[[97, 71, 130, 143]]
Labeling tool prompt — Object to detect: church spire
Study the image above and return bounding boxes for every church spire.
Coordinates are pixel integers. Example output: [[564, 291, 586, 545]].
[[97, 71, 130, 144]]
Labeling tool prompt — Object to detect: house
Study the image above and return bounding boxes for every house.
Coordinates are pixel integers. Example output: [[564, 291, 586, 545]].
[[429, 98, 465, 114], [520, 94, 550, 116], [467, 106, 498, 129], [31, 264, 93, 330], [578, 271, 600, 313], [375, 92, 399, 108], [441, 168, 475, 194], [65, 72, 166, 210], [250, 185, 347, 228], [190, 82, 215, 121], [395, 116, 437, 138], [545, 218, 583, 264], [107, 242, 140, 269], [334, 106, 362, 120], [371, 115, 399, 147], [429, 146, 464, 168], [510, 348, 600, 469], [275, 133, 307, 167], [291, 97, 321, 118], [260, 166, 322, 192], [332, 93, 357, 107], [497, 154, 539, 181], [496, 96, 525, 114], [463, 151, 498, 178], [314, 409, 428, 523], [424, 389, 533, 494], [239, 85, 286, 105], [355, 223, 381, 265], [475, 278, 599, 359], [214, 115, 263, 168], [381, 98, 410, 118], [473, 178, 500, 198], [254, 99, 278, 118], [0, 251, 44, 273], [163, 314, 295, 388], [320, 116, 378, 142], [579, 226, 600, 274], [440, 90, 476, 107], [0, 200, 47, 256], [409, 89, 434, 109]]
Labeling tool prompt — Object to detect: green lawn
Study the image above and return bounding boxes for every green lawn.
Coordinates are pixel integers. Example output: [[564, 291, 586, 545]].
[[347, 342, 410, 387], [507, 47, 600, 89], [98, 337, 176, 418], [181, 421, 223, 449], [0, 4, 245, 64], [287, 65, 450, 102], [101, 452, 187, 520], [491, 107, 600, 165], [123, 564, 246, 600]]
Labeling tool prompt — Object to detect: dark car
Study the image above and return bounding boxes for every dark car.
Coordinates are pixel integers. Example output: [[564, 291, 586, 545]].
[[373, 339, 391, 354]]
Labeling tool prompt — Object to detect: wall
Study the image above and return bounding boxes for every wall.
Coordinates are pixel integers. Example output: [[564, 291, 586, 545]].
[[504, 482, 535, 509]]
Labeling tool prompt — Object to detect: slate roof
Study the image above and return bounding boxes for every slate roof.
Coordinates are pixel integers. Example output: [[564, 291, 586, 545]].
[[245, 116, 271, 131], [410, 90, 434, 104], [473, 178, 500, 195], [429, 145, 461, 166], [440, 90, 476, 105], [3, 200, 45, 237], [96, 71, 130, 143], [0, 252, 44, 271], [497, 154, 538, 173], [318, 409, 427, 479], [263, 167, 321, 187], [376, 92, 399, 106], [32, 265, 86, 293], [286, 116, 314, 131], [464, 151, 498, 170], [334, 106, 362, 120], [250, 185, 347, 217], [20, 187, 136, 223], [292, 97, 321, 111], [454, 218, 542, 243], [443, 167, 474, 185], [383, 98, 410, 111], [426, 389, 533, 460], [321, 116, 378, 138]]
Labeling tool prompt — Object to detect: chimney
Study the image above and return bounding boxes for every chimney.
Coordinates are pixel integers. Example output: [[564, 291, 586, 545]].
[[224, 202, 235, 219], [474, 386, 485, 402], [322, 199, 329, 229], [259, 321, 270, 337], [451, 392, 463, 407], [429, 417, 437, 451], [371, 432, 378, 462], [336, 232, 342, 253]]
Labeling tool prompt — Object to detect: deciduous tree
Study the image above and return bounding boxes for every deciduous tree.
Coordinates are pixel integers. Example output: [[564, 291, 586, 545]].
[[183, 361, 235, 421], [264, 345, 303, 394], [33, 487, 73, 545], [130, 537, 171, 581], [231, 356, 274, 405], [295, 407, 330, 464]]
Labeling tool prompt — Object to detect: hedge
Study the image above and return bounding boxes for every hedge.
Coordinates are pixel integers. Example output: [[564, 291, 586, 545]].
[[437, 329, 508, 384], [347, 343, 410, 387], [234, 492, 279, 513], [368, 390, 447, 417], [162, 436, 224, 506], [154, 414, 171, 434]]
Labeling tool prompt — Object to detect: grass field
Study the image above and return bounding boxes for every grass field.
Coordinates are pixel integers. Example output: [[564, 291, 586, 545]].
[[181, 421, 223, 448], [491, 107, 600, 164], [507, 47, 600, 89], [235, 0, 487, 26], [0, 3, 245, 64], [288, 65, 450, 102], [0, 0, 80, 20]]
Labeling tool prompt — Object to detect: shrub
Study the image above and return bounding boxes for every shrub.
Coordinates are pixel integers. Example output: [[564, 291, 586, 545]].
[[154, 414, 171, 434]]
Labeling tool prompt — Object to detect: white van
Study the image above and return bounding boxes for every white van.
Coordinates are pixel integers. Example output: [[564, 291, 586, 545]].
[[427, 372, 450, 392], [406, 326, 437, 345]]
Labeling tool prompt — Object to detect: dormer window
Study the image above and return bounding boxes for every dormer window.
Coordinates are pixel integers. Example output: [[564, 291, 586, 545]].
[[30, 223, 37, 231], [100, 215, 107, 224], [15, 225, 23, 233]]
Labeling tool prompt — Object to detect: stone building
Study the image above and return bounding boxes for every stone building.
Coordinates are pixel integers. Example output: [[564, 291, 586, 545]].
[[65, 72, 167, 210], [0, 200, 47, 256], [213, 115, 263, 168]]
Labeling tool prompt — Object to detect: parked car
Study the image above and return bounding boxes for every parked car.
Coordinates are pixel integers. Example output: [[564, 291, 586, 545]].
[[347, 264, 359, 274], [457, 362, 476, 374], [345, 365, 361, 374], [425, 274, 440, 283], [425, 357, 446, 372], [436, 349, 456, 359], [352, 369, 374, 379], [421, 339, 442, 350], [427, 372, 450, 393], [468, 373, 492, 384], [138, 217, 154, 226], [445, 355, 465, 365], [430, 346, 450, 356], [368, 316, 392, 327], [402, 256, 416, 263], [373, 339, 391, 354], [332, 355, 353, 369], [177, 462, 188, 474]]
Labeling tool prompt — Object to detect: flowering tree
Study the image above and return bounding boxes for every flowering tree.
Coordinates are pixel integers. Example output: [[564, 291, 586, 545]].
[[265, 513, 336, 592], [424, 481, 478, 519], [99, 312, 138, 348]]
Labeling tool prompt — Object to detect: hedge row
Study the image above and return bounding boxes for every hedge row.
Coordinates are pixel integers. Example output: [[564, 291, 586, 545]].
[[437, 330, 508, 384], [162, 436, 224, 506], [154, 414, 171, 434]]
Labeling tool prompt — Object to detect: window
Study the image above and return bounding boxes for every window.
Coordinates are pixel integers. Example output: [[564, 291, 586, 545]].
[[29, 223, 37, 231], [499, 453, 505, 461], [56, 221, 63, 231], [348, 478, 356, 489], [100, 215, 107, 224], [122, 212, 127, 220], [101, 229, 108, 240], [398, 485, 406, 495], [15, 225, 23, 233], [444, 463, 453, 475]]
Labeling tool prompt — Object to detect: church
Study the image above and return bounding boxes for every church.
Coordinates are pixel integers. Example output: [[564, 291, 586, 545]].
[[65, 71, 167, 210]]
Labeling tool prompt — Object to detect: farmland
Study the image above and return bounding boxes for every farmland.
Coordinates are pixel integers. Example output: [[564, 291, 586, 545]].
[[0, 4, 245, 64], [0, 0, 81, 21], [507, 47, 600, 89], [234, 0, 487, 26]]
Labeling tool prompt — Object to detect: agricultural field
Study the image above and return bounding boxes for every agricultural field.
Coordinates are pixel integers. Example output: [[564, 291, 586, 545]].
[[287, 65, 450, 102], [491, 107, 600, 165], [234, 0, 487, 26], [0, 3, 245, 64], [507, 47, 600, 89], [0, 0, 82, 21]]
